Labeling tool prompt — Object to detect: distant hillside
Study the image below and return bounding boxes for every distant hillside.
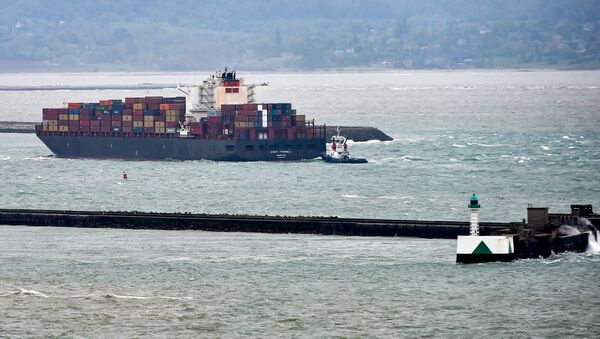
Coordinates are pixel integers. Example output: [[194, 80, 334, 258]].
[[0, 0, 599, 71]]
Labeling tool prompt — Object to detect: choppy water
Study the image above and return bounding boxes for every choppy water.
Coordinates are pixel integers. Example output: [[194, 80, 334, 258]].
[[1, 70, 600, 337], [1, 226, 599, 338]]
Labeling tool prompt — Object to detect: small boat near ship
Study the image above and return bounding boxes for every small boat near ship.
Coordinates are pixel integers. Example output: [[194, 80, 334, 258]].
[[321, 128, 367, 164]]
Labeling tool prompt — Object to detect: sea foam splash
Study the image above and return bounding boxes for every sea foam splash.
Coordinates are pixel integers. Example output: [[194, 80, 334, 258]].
[[587, 231, 600, 254]]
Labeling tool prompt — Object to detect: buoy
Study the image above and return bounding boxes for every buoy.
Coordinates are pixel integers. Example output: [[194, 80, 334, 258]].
[[123, 171, 128, 180]]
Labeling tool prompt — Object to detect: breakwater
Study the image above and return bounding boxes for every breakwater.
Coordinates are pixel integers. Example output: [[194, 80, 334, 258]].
[[0, 121, 392, 141], [0, 208, 507, 238]]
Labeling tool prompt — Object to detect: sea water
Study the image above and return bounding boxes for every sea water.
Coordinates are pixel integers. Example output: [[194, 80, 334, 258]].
[[0, 70, 599, 337]]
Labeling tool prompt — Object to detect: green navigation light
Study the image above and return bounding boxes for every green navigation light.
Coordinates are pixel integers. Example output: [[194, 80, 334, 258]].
[[468, 193, 481, 208]]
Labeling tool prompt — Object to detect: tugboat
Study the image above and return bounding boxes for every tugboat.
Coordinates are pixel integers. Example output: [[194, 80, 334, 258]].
[[321, 128, 368, 164]]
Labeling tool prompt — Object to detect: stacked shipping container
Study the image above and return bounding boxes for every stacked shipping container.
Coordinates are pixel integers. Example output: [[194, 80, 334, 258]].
[[41, 97, 186, 135], [40, 99, 323, 141]]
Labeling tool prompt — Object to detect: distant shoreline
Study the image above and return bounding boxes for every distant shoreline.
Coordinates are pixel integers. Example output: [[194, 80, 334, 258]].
[[0, 65, 598, 75]]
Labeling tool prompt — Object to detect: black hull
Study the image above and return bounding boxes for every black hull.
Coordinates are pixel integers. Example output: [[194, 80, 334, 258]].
[[37, 134, 325, 161], [320, 153, 368, 164], [456, 254, 517, 264]]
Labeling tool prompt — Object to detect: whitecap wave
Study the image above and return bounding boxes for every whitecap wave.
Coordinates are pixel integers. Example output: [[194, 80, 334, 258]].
[[400, 155, 425, 161], [341, 194, 359, 199], [540, 145, 550, 151], [452, 144, 466, 148], [468, 142, 503, 147], [17, 288, 48, 298], [377, 195, 399, 200], [104, 293, 148, 300]]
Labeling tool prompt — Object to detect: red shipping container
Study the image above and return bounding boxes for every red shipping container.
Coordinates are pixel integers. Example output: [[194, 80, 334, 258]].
[[80, 125, 90, 132], [79, 120, 90, 127], [68, 102, 82, 108], [58, 120, 69, 126], [122, 121, 133, 127], [268, 128, 275, 140], [144, 127, 154, 133], [125, 97, 144, 104], [90, 125, 100, 132], [69, 125, 80, 132], [154, 115, 166, 122], [99, 100, 112, 107], [249, 129, 255, 140], [166, 122, 178, 128], [123, 109, 132, 115], [101, 126, 112, 133], [133, 109, 144, 116], [112, 121, 122, 127], [208, 116, 220, 123], [287, 127, 296, 139], [147, 103, 160, 110], [170, 103, 185, 110], [122, 126, 133, 133], [42, 111, 59, 120], [145, 96, 163, 104]]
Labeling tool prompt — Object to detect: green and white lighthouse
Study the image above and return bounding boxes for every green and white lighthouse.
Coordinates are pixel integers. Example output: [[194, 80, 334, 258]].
[[456, 194, 517, 263], [469, 193, 480, 236]]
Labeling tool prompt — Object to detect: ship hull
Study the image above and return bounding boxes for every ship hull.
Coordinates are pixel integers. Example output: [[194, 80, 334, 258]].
[[37, 134, 326, 161]]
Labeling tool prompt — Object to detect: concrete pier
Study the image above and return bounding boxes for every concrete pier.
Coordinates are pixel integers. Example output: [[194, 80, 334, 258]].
[[1, 122, 394, 141], [0, 208, 508, 238]]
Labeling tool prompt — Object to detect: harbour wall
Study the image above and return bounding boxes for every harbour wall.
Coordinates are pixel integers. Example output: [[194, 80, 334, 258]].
[[0, 121, 393, 141], [0, 209, 507, 238]]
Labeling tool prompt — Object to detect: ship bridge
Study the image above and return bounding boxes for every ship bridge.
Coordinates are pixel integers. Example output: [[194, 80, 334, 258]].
[[177, 68, 267, 120]]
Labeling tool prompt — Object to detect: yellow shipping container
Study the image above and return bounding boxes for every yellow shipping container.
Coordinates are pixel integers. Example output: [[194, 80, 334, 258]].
[[122, 115, 133, 122], [155, 127, 165, 134], [59, 114, 69, 121], [166, 110, 179, 116], [69, 114, 79, 121], [133, 103, 144, 110], [144, 121, 154, 128], [235, 121, 252, 128], [144, 116, 154, 122], [166, 116, 178, 122], [155, 121, 165, 128], [58, 126, 69, 132], [133, 121, 144, 128], [296, 115, 305, 121], [49, 125, 58, 132], [42, 125, 48, 131]]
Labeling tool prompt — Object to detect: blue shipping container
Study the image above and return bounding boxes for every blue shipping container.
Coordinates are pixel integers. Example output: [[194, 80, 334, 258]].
[[68, 108, 81, 114], [133, 127, 144, 133]]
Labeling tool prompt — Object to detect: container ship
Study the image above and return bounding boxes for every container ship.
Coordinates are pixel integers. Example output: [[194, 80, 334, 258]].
[[35, 70, 326, 161]]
